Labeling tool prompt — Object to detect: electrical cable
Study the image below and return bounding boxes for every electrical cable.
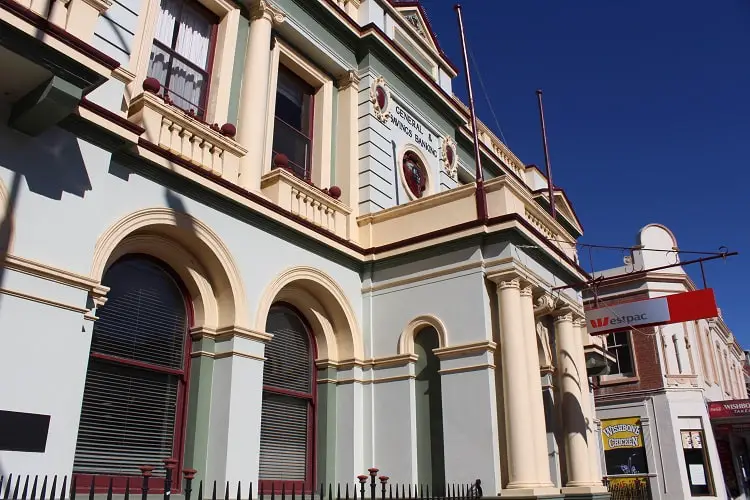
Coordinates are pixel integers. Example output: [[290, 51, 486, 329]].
[[467, 45, 509, 146]]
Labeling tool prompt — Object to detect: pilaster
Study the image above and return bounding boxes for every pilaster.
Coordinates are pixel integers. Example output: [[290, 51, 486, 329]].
[[201, 326, 269, 486], [237, 0, 285, 191], [435, 341, 501, 494], [335, 70, 361, 240]]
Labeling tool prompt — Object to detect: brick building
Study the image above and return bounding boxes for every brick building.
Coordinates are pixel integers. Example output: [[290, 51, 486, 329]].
[[586, 224, 747, 499]]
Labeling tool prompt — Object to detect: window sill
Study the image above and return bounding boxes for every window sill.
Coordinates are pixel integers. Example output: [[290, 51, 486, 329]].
[[128, 91, 247, 183], [598, 375, 639, 386], [260, 168, 352, 239]]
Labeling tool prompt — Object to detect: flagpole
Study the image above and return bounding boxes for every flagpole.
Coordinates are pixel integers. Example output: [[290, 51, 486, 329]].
[[535, 89, 556, 218], [454, 4, 487, 221]]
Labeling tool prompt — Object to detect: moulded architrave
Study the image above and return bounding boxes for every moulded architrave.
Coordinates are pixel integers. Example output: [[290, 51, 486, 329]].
[[271, 38, 335, 188], [125, 0, 239, 120], [255, 265, 364, 361], [90, 207, 250, 331], [397, 314, 448, 355]]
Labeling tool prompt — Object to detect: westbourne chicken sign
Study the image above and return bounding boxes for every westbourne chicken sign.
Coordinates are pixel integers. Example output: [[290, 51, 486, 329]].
[[585, 289, 719, 336]]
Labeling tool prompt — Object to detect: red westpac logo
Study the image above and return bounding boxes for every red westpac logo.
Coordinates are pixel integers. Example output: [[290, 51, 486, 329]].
[[591, 317, 610, 329]]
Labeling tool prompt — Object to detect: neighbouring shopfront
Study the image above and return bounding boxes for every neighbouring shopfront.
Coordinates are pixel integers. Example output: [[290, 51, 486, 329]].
[[601, 417, 650, 496], [709, 400, 750, 499]]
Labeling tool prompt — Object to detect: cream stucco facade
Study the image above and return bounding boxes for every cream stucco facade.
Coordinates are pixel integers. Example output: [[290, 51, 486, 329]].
[[0, 0, 608, 498]]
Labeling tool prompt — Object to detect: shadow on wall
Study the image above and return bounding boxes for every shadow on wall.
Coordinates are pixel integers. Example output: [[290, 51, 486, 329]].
[[0, 172, 22, 312], [0, 124, 91, 201], [164, 189, 197, 236]]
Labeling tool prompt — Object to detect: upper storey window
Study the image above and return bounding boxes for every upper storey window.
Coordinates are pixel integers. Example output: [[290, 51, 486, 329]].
[[147, 0, 218, 118], [605, 331, 635, 377], [272, 67, 315, 181]]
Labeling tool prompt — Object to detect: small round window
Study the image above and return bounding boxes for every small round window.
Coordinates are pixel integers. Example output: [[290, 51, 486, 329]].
[[402, 150, 428, 199]]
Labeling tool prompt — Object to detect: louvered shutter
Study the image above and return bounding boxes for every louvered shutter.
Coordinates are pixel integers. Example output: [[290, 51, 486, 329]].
[[74, 257, 189, 477], [259, 306, 313, 482]]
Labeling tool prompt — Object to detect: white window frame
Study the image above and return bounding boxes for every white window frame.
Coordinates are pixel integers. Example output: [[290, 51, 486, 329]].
[[601, 330, 636, 381]]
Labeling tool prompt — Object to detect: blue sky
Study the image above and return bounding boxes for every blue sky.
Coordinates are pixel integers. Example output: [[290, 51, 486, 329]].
[[419, 0, 750, 345]]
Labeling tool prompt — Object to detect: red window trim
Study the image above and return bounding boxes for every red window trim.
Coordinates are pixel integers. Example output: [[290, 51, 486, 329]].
[[150, 0, 220, 119], [74, 254, 194, 494], [259, 302, 318, 493], [273, 66, 316, 182]]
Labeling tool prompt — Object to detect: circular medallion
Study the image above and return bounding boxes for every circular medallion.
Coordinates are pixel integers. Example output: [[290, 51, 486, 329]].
[[402, 151, 427, 199]]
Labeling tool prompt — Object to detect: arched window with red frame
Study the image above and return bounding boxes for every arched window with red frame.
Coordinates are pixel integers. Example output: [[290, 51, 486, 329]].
[[73, 255, 192, 492], [259, 303, 317, 492]]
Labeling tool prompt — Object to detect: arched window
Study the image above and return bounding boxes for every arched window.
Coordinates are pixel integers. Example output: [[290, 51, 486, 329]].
[[414, 326, 445, 493], [259, 304, 316, 491], [73, 255, 191, 491]]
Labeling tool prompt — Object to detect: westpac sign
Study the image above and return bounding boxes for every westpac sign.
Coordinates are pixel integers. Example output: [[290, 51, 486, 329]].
[[585, 289, 719, 335]]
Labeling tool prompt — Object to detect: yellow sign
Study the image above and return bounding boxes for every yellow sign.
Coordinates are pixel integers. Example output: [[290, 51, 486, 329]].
[[601, 417, 644, 451]]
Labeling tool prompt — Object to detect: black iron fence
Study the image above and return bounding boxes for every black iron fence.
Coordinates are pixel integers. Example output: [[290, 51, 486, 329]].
[[605, 476, 651, 500], [0, 466, 482, 500]]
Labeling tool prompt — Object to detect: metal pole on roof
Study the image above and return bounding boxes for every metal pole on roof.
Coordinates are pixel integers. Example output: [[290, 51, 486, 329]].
[[536, 89, 556, 219], [454, 4, 487, 221]]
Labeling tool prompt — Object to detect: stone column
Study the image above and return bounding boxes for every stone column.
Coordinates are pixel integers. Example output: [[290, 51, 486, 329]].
[[236, 0, 284, 191], [573, 319, 603, 486], [519, 286, 554, 487], [554, 312, 591, 488], [556, 313, 607, 494], [497, 278, 537, 489]]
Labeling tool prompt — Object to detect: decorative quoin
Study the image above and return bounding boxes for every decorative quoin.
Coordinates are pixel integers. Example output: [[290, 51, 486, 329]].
[[370, 76, 391, 123], [441, 136, 458, 181]]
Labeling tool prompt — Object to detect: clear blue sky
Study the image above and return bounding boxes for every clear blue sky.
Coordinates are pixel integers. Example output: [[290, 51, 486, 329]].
[[419, 0, 750, 346]]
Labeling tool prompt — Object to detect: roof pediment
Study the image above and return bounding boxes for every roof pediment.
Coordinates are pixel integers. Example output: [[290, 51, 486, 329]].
[[532, 188, 584, 236], [391, 2, 439, 53]]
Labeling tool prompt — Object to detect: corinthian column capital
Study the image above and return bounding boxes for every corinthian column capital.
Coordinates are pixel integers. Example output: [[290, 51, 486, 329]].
[[498, 278, 521, 290], [337, 70, 361, 91], [553, 311, 574, 324], [249, 0, 285, 24], [520, 285, 534, 298]]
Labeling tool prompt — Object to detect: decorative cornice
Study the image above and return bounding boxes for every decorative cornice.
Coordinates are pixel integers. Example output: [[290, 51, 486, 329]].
[[248, 0, 285, 24], [534, 293, 556, 316]]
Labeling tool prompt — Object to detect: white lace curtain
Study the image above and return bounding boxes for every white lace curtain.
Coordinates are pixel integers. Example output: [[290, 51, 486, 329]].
[[148, 0, 212, 114]]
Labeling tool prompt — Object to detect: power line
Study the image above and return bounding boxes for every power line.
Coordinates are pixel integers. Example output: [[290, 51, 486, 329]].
[[545, 238, 730, 257]]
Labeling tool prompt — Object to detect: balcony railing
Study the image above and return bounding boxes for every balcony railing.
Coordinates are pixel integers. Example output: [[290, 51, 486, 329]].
[[358, 176, 577, 260], [272, 117, 311, 181], [128, 89, 247, 184], [261, 168, 352, 240]]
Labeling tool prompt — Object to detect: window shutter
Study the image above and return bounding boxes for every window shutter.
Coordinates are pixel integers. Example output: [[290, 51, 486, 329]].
[[259, 394, 309, 481], [74, 257, 188, 477], [258, 306, 313, 483]]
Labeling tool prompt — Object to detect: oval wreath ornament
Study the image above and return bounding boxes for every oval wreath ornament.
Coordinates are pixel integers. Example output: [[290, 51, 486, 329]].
[[402, 150, 428, 199]]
